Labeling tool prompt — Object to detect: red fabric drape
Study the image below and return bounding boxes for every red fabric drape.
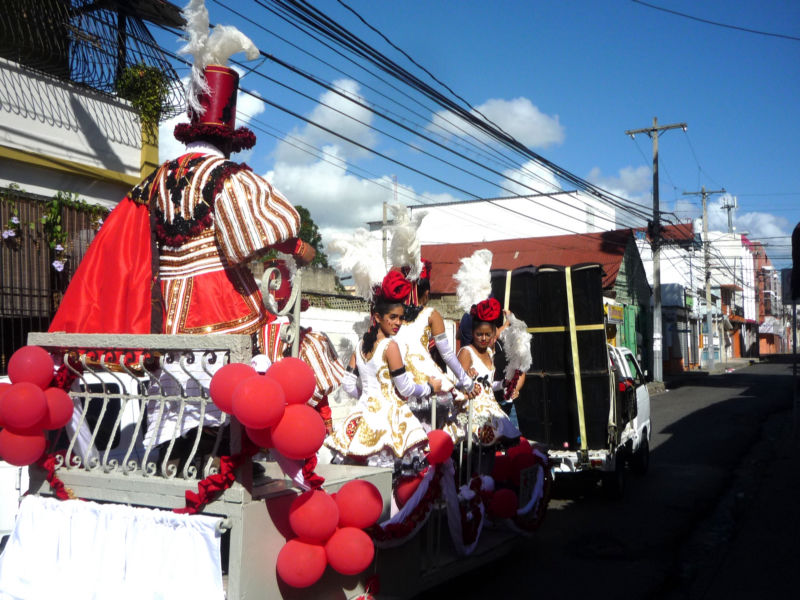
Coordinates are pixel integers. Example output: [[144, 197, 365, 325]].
[[49, 198, 153, 334]]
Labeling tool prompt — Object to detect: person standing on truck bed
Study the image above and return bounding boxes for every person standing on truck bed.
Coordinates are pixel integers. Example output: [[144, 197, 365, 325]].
[[326, 271, 440, 499], [394, 261, 479, 444], [47, 16, 343, 458], [457, 298, 522, 455]]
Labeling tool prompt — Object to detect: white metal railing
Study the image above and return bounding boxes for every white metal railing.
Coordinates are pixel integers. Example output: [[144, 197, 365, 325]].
[[28, 332, 253, 483]]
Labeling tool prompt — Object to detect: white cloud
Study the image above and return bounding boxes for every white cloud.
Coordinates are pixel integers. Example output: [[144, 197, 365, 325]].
[[499, 160, 561, 196], [274, 79, 376, 165], [428, 97, 564, 149], [266, 146, 389, 230], [587, 165, 651, 208]]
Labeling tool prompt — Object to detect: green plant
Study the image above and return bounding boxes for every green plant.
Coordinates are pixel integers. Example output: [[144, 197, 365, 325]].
[[116, 63, 169, 130]]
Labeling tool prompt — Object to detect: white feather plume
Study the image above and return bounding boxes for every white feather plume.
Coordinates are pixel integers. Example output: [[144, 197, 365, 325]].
[[454, 249, 493, 313], [179, 0, 211, 115], [388, 204, 426, 280], [499, 312, 532, 380], [178, 0, 259, 116], [206, 25, 259, 64], [329, 228, 386, 301]]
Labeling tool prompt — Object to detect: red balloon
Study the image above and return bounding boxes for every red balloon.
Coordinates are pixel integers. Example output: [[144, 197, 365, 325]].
[[267, 357, 317, 405], [231, 376, 285, 430], [0, 382, 10, 428], [271, 404, 326, 460], [8, 346, 54, 390], [335, 479, 383, 529], [511, 452, 537, 486], [0, 382, 47, 431], [245, 426, 273, 448], [41, 387, 74, 430], [488, 488, 518, 519], [491, 453, 512, 483], [426, 430, 454, 465], [507, 438, 532, 460], [395, 473, 424, 508], [209, 363, 258, 413], [325, 527, 374, 576], [289, 490, 339, 543], [0, 428, 47, 466], [276, 539, 327, 588]]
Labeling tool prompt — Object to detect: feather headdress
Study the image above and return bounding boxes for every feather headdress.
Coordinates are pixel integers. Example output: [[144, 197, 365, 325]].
[[179, 0, 259, 116], [388, 204, 427, 281], [329, 228, 386, 301], [499, 312, 532, 381], [453, 249, 493, 314]]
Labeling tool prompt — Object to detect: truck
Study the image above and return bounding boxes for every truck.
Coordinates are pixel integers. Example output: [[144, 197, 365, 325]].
[[491, 263, 651, 497], [0, 289, 548, 599]]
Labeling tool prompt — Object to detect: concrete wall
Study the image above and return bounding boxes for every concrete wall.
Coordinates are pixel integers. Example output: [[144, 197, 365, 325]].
[[0, 58, 141, 207]]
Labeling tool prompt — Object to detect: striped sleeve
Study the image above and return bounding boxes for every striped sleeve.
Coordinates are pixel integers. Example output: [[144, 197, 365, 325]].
[[214, 170, 301, 264], [299, 331, 346, 403]]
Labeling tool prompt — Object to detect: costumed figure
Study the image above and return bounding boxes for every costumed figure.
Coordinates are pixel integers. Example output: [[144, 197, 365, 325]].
[[48, 0, 342, 452], [325, 272, 441, 482], [385, 206, 476, 443], [453, 251, 522, 449]]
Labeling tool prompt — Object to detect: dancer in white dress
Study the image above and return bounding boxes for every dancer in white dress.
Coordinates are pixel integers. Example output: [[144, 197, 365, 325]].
[[395, 263, 476, 444], [457, 298, 522, 447], [326, 273, 442, 479]]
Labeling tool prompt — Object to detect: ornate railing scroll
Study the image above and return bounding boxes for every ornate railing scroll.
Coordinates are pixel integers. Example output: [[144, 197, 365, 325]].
[[28, 333, 252, 483], [259, 258, 303, 358]]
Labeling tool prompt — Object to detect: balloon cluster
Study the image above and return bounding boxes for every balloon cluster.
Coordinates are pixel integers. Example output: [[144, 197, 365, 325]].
[[0, 346, 72, 466], [486, 438, 541, 519], [209, 357, 325, 460], [277, 479, 383, 588], [394, 429, 453, 509]]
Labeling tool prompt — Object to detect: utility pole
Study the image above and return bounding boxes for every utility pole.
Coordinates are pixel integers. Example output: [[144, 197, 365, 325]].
[[721, 195, 737, 234], [683, 186, 726, 370], [625, 117, 687, 382]]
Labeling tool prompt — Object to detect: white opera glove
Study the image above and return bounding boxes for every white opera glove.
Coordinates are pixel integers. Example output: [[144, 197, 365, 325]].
[[342, 367, 360, 398], [433, 332, 472, 390], [391, 367, 432, 398]]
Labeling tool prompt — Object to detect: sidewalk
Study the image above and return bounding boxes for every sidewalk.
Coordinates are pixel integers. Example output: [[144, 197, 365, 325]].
[[646, 357, 759, 397]]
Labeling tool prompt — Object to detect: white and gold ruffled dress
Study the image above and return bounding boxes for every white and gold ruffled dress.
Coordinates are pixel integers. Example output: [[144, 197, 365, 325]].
[[458, 345, 521, 447], [325, 338, 428, 474], [395, 307, 465, 444]]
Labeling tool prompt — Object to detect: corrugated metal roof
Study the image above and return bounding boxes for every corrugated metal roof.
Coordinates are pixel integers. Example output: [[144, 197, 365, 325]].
[[422, 228, 636, 295]]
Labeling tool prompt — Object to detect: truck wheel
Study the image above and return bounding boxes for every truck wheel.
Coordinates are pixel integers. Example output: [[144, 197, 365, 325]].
[[632, 437, 649, 476], [602, 455, 626, 499]]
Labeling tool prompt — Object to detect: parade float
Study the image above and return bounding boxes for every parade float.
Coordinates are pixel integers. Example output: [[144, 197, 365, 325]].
[[0, 2, 550, 597]]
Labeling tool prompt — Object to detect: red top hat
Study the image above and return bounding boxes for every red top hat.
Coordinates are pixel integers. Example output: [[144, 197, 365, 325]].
[[173, 65, 256, 153]]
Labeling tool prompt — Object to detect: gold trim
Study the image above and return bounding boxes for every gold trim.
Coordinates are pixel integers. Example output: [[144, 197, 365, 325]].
[[0, 145, 140, 187]]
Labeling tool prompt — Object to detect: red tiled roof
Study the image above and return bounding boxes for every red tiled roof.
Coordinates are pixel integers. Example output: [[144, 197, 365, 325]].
[[422, 229, 635, 295]]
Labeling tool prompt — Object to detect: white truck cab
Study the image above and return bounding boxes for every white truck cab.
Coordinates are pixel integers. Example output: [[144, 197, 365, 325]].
[[547, 345, 651, 497]]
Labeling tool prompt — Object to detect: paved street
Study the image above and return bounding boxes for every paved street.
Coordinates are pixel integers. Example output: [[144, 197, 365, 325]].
[[418, 361, 797, 599]]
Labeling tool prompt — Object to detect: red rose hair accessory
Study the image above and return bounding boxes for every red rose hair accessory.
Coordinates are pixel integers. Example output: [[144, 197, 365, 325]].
[[419, 259, 432, 280], [380, 270, 412, 302], [471, 298, 502, 323]]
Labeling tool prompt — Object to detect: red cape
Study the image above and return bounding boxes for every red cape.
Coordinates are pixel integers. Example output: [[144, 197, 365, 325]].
[[49, 197, 154, 334]]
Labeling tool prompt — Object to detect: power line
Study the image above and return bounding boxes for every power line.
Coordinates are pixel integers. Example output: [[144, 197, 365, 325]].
[[258, 0, 656, 221], [632, 0, 800, 42]]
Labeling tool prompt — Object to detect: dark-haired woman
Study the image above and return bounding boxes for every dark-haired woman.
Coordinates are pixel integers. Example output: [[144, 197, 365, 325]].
[[325, 293, 441, 479], [396, 264, 476, 444], [457, 298, 521, 447]]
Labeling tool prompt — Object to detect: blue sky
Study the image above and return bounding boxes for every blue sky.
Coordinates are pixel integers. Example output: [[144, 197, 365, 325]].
[[155, 0, 800, 267]]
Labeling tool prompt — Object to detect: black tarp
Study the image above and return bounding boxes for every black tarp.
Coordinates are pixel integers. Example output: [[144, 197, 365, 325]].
[[491, 264, 611, 451]]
